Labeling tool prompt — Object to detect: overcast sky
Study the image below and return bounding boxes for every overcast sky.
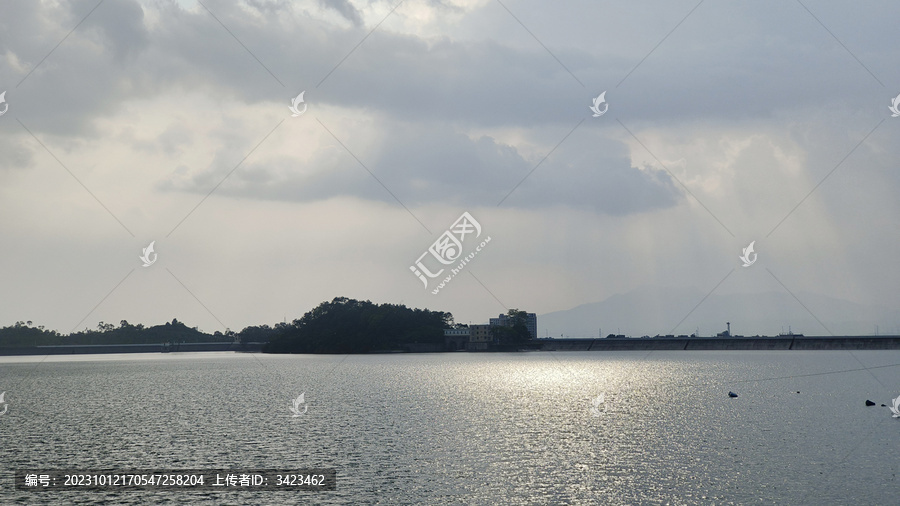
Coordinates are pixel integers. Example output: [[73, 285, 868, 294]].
[[1, 0, 898, 336]]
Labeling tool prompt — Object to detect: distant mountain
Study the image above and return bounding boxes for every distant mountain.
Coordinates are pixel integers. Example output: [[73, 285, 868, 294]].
[[538, 286, 899, 338]]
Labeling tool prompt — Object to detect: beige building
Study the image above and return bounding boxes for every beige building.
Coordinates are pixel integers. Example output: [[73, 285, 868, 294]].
[[467, 324, 494, 351]]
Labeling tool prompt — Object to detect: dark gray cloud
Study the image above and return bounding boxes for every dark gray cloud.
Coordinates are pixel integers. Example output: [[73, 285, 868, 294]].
[[159, 119, 681, 214], [318, 0, 364, 27], [81, 0, 150, 62], [6, 0, 897, 136]]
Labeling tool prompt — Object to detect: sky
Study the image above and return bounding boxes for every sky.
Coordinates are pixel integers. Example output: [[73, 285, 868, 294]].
[[1, 0, 898, 337]]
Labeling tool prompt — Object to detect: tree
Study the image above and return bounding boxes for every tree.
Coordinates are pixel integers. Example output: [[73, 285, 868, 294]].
[[490, 309, 532, 345], [264, 297, 453, 354], [238, 325, 279, 344]]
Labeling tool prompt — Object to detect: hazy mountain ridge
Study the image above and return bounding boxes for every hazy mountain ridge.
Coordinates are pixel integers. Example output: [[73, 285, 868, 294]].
[[538, 287, 900, 338]]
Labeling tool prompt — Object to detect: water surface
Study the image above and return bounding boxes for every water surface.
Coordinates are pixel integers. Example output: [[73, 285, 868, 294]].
[[1, 351, 898, 504]]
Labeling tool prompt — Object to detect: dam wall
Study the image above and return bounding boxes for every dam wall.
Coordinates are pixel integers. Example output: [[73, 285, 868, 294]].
[[539, 336, 900, 351], [789, 336, 900, 350]]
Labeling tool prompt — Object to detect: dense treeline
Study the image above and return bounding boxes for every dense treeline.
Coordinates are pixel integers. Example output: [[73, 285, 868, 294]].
[[264, 297, 453, 353], [0, 298, 455, 354], [0, 319, 231, 347], [0, 321, 63, 347]]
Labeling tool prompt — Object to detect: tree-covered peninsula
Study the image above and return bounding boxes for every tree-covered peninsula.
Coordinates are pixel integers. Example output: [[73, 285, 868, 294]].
[[263, 297, 453, 354]]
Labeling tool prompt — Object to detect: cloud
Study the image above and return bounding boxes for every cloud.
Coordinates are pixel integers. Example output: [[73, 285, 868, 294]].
[[0, 134, 35, 174], [82, 0, 150, 62], [156, 116, 681, 215], [318, 0, 364, 27], [6, 0, 895, 140]]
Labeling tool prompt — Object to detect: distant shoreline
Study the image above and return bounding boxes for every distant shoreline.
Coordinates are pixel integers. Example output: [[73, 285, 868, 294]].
[[539, 336, 900, 351], [0, 342, 265, 356], [3, 336, 900, 356]]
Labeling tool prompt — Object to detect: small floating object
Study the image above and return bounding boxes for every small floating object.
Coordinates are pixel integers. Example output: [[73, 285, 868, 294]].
[[728, 391, 738, 398], [865, 400, 876, 406]]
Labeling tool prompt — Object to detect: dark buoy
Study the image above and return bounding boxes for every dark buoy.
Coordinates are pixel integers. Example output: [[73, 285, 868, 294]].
[[865, 400, 876, 406], [728, 391, 738, 398]]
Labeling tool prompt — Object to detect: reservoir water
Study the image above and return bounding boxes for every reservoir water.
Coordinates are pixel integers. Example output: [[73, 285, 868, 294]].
[[1, 350, 899, 504]]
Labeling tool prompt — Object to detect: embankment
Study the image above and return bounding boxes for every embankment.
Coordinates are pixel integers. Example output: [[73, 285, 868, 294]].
[[5, 337, 900, 356], [538, 336, 900, 351]]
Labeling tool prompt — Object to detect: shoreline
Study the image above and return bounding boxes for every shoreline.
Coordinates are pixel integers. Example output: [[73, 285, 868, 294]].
[[0, 342, 265, 356], [3, 336, 900, 356]]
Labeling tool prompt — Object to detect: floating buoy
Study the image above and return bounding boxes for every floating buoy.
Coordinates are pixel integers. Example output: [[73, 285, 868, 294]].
[[728, 391, 738, 398]]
